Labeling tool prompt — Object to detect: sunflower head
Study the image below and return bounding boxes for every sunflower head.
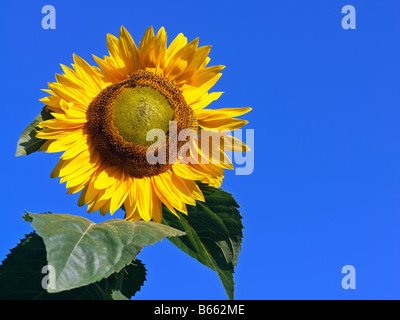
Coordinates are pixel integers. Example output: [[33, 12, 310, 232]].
[[87, 70, 198, 178], [37, 26, 251, 222]]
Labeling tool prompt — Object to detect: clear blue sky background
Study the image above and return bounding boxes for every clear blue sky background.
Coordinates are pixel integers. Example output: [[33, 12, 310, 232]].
[[0, 0, 399, 299]]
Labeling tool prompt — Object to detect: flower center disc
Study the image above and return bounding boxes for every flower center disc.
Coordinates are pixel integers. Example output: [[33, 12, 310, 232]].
[[113, 86, 174, 147], [87, 70, 198, 178]]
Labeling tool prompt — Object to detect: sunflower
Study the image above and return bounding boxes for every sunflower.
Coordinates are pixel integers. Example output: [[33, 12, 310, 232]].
[[37, 26, 251, 222]]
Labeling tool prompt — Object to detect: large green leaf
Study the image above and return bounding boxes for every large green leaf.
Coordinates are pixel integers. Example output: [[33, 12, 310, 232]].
[[111, 290, 129, 300], [0, 232, 147, 300], [161, 183, 244, 300], [119, 260, 147, 299], [23, 213, 184, 293], [15, 107, 53, 157], [104, 259, 148, 300]]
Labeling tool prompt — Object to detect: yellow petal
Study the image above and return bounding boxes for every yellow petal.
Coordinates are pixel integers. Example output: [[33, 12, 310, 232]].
[[40, 117, 85, 130], [38, 139, 53, 152], [199, 118, 249, 131], [40, 129, 85, 150], [172, 162, 211, 180], [150, 191, 163, 223], [189, 92, 223, 111], [58, 148, 94, 177], [110, 175, 130, 215], [107, 34, 124, 68], [196, 107, 252, 121], [72, 54, 103, 94], [188, 65, 225, 87], [99, 199, 111, 216], [84, 180, 100, 205], [152, 27, 167, 70], [48, 82, 91, 106], [166, 33, 187, 66], [139, 26, 155, 68], [134, 178, 152, 221], [176, 45, 212, 82], [170, 174, 197, 206], [78, 186, 89, 206], [60, 136, 90, 160], [50, 159, 66, 179], [165, 38, 199, 81], [182, 73, 222, 105], [124, 181, 138, 219], [118, 26, 140, 73], [93, 54, 126, 83], [152, 175, 180, 216], [154, 172, 188, 214], [93, 166, 121, 190]]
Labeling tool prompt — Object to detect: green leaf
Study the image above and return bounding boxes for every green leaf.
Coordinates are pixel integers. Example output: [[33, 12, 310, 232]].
[[24, 213, 185, 293], [111, 290, 129, 300], [118, 260, 147, 299], [0, 232, 147, 300], [161, 183, 244, 300], [15, 107, 53, 157], [0, 232, 50, 300], [104, 260, 147, 300]]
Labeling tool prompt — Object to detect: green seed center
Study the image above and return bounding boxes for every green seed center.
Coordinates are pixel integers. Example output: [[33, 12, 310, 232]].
[[112, 86, 175, 147]]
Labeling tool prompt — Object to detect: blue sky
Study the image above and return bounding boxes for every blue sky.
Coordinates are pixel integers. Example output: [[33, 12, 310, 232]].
[[1, 0, 400, 299]]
